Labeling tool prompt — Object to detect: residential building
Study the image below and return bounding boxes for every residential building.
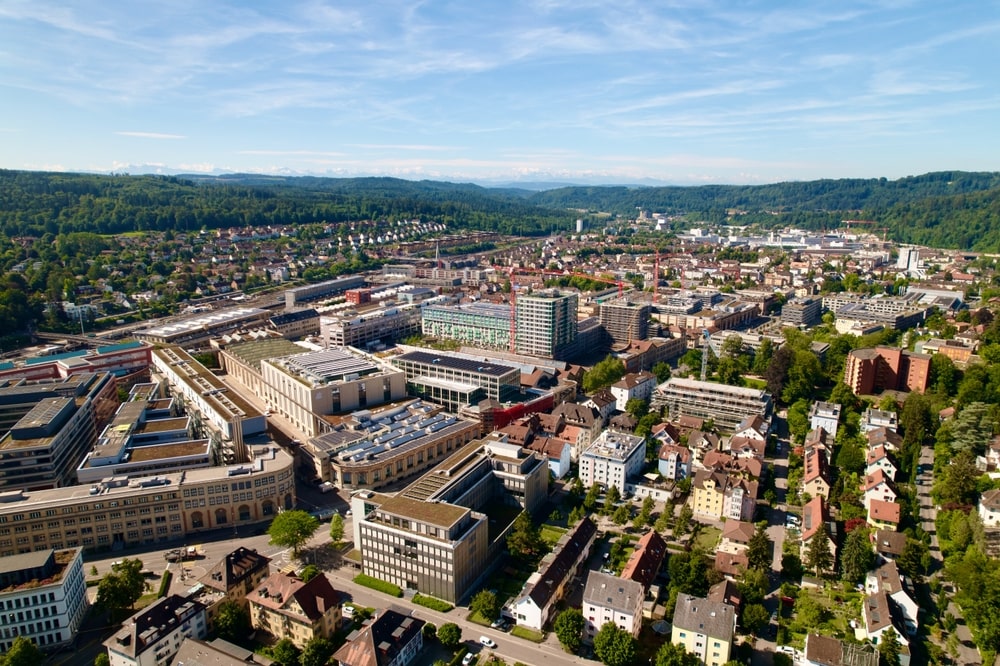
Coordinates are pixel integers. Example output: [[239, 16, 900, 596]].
[[781, 297, 823, 328], [551, 402, 602, 459], [353, 439, 548, 603], [655, 378, 773, 431], [421, 302, 512, 351], [320, 306, 423, 350], [170, 638, 274, 666], [731, 415, 768, 442], [582, 571, 644, 640], [620, 530, 667, 591], [390, 350, 520, 412], [258, 347, 407, 438], [0, 548, 87, 653], [657, 443, 691, 481], [865, 561, 918, 636], [866, 446, 898, 481], [719, 520, 755, 555], [844, 347, 931, 395], [0, 444, 295, 556], [726, 436, 765, 460], [105, 595, 207, 666], [863, 470, 898, 510], [871, 530, 907, 564], [691, 469, 757, 522], [247, 572, 343, 649], [859, 591, 911, 664], [980, 489, 1000, 527], [332, 608, 425, 666], [515, 290, 578, 359], [612, 337, 687, 374], [868, 499, 902, 530], [803, 634, 878, 666], [609, 372, 657, 412], [194, 547, 271, 633], [509, 517, 597, 631], [809, 402, 841, 438], [582, 390, 617, 426], [802, 447, 831, 500], [670, 594, 736, 666], [578, 430, 646, 495], [861, 409, 899, 433], [599, 299, 651, 344], [800, 497, 837, 574]]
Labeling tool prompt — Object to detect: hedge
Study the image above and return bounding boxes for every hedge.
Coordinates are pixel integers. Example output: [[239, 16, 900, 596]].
[[413, 593, 453, 612], [353, 574, 403, 597], [157, 571, 173, 598]]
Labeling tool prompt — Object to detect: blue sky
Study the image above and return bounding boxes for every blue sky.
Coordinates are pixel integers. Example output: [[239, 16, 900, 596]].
[[1, 1, 998, 185]]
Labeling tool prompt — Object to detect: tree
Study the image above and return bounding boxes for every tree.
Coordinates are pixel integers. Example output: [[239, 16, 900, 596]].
[[765, 346, 793, 400], [584, 483, 602, 511], [781, 552, 803, 580], [675, 503, 693, 536], [214, 600, 250, 643], [299, 636, 336, 666], [470, 589, 499, 621], [1, 637, 43, 666], [738, 567, 769, 605], [96, 558, 146, 616], [879, 627, 902, 666], [840, 528, 875, 584], [593, 622, 636, 666], [605, 485, 621, 507], [654, 641, 701, 666], [554, 608, 585, 653], [898, 538, 929, 584], [741, 603, 770, 636], [746, 522, 773, 571], [329, 513, 345, 544], [267, 510, 319, 558], [268, 639, 301, 666], [299, 564, 321, 582], [583, 356, 626, 392], [937, 450, 980, 506], [507, 511, 543, 559], [94, 655, 111, 666], [805, 523, 833, 576], [652, 361, 672, 383], [786, 399, 811, 445], [437, 622, 462, 649], [612, 504, 630, 526]]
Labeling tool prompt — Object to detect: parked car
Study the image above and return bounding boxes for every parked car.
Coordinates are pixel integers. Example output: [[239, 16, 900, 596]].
[[479, 636, 497, 649], [462, 652, 476, 666]]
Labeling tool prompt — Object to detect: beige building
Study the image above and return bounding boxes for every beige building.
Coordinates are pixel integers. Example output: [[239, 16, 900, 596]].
[[247, 571, 343, 649], [193, 547, 272, 633], [671, 594, 736, 666], [0, 445, 294, 557]]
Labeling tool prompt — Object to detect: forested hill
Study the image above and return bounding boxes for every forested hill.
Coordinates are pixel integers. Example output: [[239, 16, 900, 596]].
[[0, 170, 569, 237], [1, 169, 1000, 250]]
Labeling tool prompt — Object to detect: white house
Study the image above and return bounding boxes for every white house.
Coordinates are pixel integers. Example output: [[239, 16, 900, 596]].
[[582, 390, 617, 426], [578, 430, 646, 495], [809, 401, 842, 438], [858, 590, 910, 665], [105, 595, 207, 666], [609, 372, 657, 411], [861, 408, 898, 433], [865, 445, 899, 481], [582, 571, 644, 640], [0, 548, 88, 654], [979, 489, 1000, 528], [863, 470, 898, 510], [732, 414, 768, 441], [865, 561, 918, 636]]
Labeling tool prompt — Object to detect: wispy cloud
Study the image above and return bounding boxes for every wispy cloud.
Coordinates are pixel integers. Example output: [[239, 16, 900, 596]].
[[115, 131, 186, 140]]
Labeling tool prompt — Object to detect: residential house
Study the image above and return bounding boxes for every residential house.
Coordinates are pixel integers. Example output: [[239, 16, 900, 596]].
[[621, 530, 667, 591], [860, 409, 899, 434], [525, 436, 572, 480], [865, 446, 898, 481], [196, 547, 271, 633], [713, 551, 749, 580], [706, 579, 742, 614], [582, 571, 644, 641], [732, 414, 768, 442], [658, 443, 691, 481], [719, 520, 756, 555], [809, 402, 842, 439], [692, 469, 758, 522], [863, 470, 898, 510], [802, 447, 832, 500], [727, 435, 766, 460], [868, 499, 902, 530], [609, 371, 657, 411], [582, 390, 617, 426], [331, 608, 425, 666], [651, 422, 681, 447], [247, 572, 343, 649], [800, 497, 837, 574], [170, 638, 275, 666], [688, 430, 722, 465], [803, 634, 878, 666], [551, 402, 602, 460], [866, 427, 903, 452], [670, 594, 736, 666], [865, 561, 918, 636], [105, 595, 207, 666], [871, 530, 908, 564], [509, 517, 597, 631], [979, 489, 1000, 528], [858, 591, 911, 665]]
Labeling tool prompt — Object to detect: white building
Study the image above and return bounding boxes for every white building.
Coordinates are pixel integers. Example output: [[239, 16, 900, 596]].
[[809, 401, 841, 438], [582, 571, 644, 640], [865, 561, 918, 636], [578, 430, 646, 495], [105, 594, 207, 666], [609, 372, 657, 411], [980, 489, 1000, 528], [0, 548, 87, 653]]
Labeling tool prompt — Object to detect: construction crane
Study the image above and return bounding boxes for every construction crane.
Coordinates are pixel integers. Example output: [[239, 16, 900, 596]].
[[494, 265, 624, 297], [700, 329, 711, 381]]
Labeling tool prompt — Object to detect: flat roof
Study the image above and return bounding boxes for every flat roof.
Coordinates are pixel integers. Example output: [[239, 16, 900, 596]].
[[376, 494, 469, 530], [396, 350, 517, 378], [140, 307, 267, 339], [277, 347, 379, 383], [127, 440, 211, 463], [224, 339, 305, 372]]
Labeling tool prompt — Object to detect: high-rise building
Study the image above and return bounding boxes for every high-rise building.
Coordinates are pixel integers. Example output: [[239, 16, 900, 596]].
[[515, 290, 578, 359], [599, 299, 651, 344]]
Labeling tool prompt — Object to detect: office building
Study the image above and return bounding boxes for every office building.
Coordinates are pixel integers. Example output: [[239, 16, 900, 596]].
[[105, 595, 207, 666], [578, 430, 646, 495], [247, 572, 343, 648], [320, 306, 422, 350], [781, 297, 823, 328], [0, 444, 295, 556], [516, 290, 578, 359], [421, 302, 512, 351], [353, 439, 548, 603], [655, 378, 772, 431], [582, 571, 644, 640], [0, 341, 152, 384], [267, 309, 320, 339], [285, 275, 366, 308], [259, 347, 406, 437], [390, 350, 520, 412], [135, 307, 270, 347], [0, 548, 87, 653], [671, 594, 736, 666]]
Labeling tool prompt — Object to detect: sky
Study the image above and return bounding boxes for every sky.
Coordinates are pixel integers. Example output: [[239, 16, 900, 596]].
[[1, 1, 999, 186]]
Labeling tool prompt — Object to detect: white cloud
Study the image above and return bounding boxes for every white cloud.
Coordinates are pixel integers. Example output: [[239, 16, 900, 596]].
[[115, 131, 186, 140]]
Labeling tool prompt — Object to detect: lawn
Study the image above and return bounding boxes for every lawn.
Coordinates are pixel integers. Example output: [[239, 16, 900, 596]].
[[693, 525, 722, 552], [510, 625, 545, 642], [540, 524, 568, 547]]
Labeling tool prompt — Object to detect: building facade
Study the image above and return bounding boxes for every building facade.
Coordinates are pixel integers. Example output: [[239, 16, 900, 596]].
[[582, 571, 644, 640], [105, 595, 207, 666], [390, 350, 520, 412], [421, 302, 511, 351], [247, 572, 343, 648], [655, 378, 772, 431], [578, 431, 646, 495], [0, 548, 87, 653], [515, 290, 578, 359], [670, 594, 736, 666]]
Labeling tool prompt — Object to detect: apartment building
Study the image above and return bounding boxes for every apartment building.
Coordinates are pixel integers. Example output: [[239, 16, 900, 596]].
[[844, 346, 931, 395], [515, 290, 578, 359], [320, 305, 423, 350], [550, 403, 602, 460], [582, 571, 644, 640], [135, 307, 270, 347], [809, 401, 841, 438], [353, 439, 548, 603], [691, 469, 758, 522], [0, 548, 87, 653], [578, 430, 646, 495], [609, 372, 657, 411], [599, 299, 651, 344], [390, 350, 520, 412], [105, 595, 207, 666], [655, 377, 773, 431], [0, 444, 295, 557], [421, 302, 512, 351], [193, 547, 271, 633], [621, 529, 667, 591], [247, 572, 343, 648], [332, 608, 425, 666], [670, 594, 736, 666], [781, 297, 823, 328], [612, 337, 687, 374], [258, 347, 406, 437]]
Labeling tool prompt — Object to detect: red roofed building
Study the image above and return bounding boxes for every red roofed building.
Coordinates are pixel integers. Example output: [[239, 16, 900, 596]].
[[868, 499, 901, 530], [247, 572, 343, 648], [621, 530, 667, 591]]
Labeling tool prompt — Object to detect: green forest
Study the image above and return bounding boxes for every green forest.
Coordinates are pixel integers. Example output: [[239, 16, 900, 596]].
[[2, 169, 1000, 250]]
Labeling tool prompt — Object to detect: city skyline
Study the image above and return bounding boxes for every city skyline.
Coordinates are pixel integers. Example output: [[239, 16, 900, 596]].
[[1, 1, 999, 185]]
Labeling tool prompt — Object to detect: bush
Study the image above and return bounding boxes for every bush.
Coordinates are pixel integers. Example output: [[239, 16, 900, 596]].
[[413, 593, 453, 612], [353, 574, 403, 597], [157, 570, 173, 598]]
